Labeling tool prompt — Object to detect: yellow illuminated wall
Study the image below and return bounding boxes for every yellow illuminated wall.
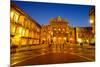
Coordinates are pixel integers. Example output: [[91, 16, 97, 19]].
[[89, 7, 95, 34], [10, 4, 41, 48]]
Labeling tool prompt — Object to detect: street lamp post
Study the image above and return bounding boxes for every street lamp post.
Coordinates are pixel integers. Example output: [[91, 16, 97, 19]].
[[77, 38, 83, 47], [90, 19, 94, 24]]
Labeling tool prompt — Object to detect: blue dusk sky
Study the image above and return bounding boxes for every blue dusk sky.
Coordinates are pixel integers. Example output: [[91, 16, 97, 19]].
[[11, 0, 94, 27]]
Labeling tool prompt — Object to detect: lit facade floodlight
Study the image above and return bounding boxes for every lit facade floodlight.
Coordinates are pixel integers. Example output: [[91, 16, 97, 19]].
[[58, 28, 61, 31], [51, 32, 53, 35], [62, 28, 65, 31], [64, 37, 66, 40], [53, 37, 56, 40], [77, 38, 82, 43]]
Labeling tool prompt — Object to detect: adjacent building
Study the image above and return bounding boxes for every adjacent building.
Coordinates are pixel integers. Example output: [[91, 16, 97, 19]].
[[89, 7, 95, 45], [89, 7, 95, 34], [75, 27, 94, 44], [10, 3, 41, 53]]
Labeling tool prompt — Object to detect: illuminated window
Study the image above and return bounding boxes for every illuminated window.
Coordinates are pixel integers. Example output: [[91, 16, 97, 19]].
[[34, 33, 36, 38], [22, 28, 25, 36], [35, 33, 37, 38], [11, 37, 20, 45], [36, 33, 38, 39], [33, 32, 35, 38], [19, 27, 23, 35], [10, 10, 14, 20], [32, 31, 34, 38], [64, 37, 66, 40], [14, 12, 19, 23], [29, 39, 33, 44], [24, 19, 28, 28], [34, 40, 36, 44], [37, 28, 40, 32], [10, 24, 16, 35], [19, 16, 25, 25], [63, 28, 65, 31], [33, 40, 35, 44], [20, 38, 27, 45], [32, 23, 35, 29], [16, 26, 23, 35], [25, 29, 29, 37], [11, 34, 21, 45], [36, 40, 39, 44], [29, 31, 32, 38], [31, 31, 33, 38]]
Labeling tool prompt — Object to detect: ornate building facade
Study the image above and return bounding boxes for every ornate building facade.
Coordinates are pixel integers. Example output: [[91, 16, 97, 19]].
[[41, 16, 76, 48]]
